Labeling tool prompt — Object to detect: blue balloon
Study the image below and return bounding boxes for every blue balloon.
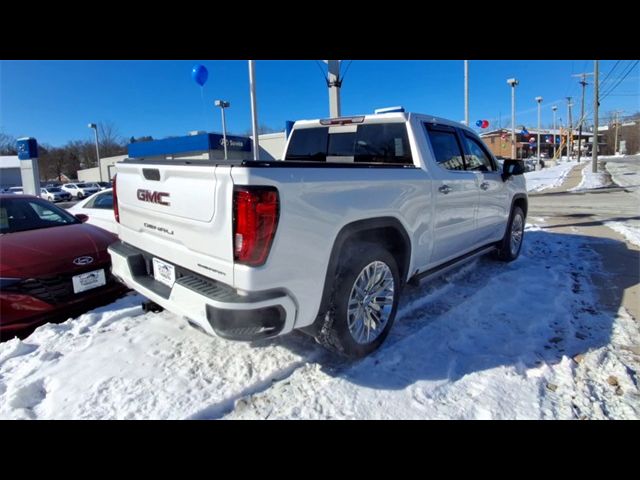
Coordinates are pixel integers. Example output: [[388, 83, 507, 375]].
[[192, 64, 208, 87], [476, 120, 483, 127]]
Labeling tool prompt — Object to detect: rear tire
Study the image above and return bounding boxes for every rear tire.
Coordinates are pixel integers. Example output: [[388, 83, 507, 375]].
[[496, 205, 525, 262], [315, 242, 401, 358]]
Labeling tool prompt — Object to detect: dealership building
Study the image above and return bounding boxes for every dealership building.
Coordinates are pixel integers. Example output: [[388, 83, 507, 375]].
[[0, 156, 21, 190], [76, 130, 287, 182]]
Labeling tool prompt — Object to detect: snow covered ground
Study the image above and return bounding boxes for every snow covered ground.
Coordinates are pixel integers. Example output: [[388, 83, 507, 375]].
[[1, 225, 638, 419], [524, 160, 577, 192], [570, 164, 613, 191]]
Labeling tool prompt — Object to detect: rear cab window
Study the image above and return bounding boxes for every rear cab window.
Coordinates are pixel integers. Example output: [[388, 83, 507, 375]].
[[285, 122, 413, 165], [425, 124, 466, 171]]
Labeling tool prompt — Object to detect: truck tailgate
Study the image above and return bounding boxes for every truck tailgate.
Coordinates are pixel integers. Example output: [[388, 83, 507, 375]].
[[115, 162, 235, 285]]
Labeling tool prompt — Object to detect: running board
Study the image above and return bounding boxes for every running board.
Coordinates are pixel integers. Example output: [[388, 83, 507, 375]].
[[408, 244, 497, 287]]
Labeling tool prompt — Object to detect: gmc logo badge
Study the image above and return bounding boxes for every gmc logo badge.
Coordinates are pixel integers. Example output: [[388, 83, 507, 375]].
[[137, 189, 170, 206]]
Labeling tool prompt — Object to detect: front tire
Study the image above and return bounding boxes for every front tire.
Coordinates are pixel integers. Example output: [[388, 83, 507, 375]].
[[315, 243, 401, 358], [496, 205, 525, 262]]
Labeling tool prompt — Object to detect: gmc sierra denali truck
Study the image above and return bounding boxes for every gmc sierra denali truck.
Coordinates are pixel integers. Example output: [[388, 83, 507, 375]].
[[108, 109, 528, 358]]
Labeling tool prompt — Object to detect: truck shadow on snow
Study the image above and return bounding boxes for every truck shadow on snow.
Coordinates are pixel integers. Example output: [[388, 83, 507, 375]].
[[254, 229, 637, 390]]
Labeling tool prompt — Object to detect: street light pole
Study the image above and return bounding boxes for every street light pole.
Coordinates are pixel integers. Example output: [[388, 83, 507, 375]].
[[214, 100, 230, 160], [464, 60, 469, 126], [552, 105, 558, 159], [88, 123, 102, 182], [566, 97, 573, 160], [535, 97, 543, 167], [507, 78, 519, 159], [248, 60, 260, 161]]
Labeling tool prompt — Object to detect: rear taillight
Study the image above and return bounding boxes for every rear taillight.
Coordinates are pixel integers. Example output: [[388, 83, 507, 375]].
[[112, 174, 120, 223], [233, 186, 279, 266]]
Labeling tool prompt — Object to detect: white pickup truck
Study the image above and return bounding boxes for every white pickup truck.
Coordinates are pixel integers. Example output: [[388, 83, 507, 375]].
[[108, 109, 528, 357]]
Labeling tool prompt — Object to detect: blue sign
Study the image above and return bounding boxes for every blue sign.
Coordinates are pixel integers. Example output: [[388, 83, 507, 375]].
[[285, 121, 295, 139], [128, 133, 251, 158], [16, 137, 38, 160]]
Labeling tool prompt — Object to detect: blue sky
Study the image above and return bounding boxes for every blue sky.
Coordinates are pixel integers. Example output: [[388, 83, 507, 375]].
[[1, 60, 638, 147]]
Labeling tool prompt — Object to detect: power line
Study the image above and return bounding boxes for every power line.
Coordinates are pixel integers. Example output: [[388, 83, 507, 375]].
[[601, 60, 639, 101], [599, 60, 621, 87], [340, 60, 354, 84], [313, 60, 329, 86]]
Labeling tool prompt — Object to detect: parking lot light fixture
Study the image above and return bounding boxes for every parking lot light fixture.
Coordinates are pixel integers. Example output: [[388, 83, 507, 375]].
[[507, 78, 519, 158], [214, 100, 230, 160]]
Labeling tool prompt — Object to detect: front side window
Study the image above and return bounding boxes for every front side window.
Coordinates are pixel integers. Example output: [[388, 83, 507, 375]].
[[0, 197, 79, 234], [463, 135, 496, 172], [426, 127, 466, 171]]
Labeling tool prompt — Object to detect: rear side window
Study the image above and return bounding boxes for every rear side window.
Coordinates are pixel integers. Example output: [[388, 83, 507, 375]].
[[84, 191, 114, 209], [426, 127, 465, 171], [285, 127, 329, 161], [285, 123, 412, 165]]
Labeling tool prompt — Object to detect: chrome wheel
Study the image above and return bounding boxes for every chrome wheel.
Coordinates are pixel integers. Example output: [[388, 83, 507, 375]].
[[510, 212, 524, 256], [347, 261, 395, 345]]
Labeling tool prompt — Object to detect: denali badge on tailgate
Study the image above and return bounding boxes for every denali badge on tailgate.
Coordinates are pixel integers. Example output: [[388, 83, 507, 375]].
[[137, 189, 170, 206]]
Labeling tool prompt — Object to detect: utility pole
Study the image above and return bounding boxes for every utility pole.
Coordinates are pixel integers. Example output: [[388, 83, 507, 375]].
[[464, 60, 469, 126], [592, 60, 599, 173], [566, 97, 573, 159], [552, 105, 558, 159], [327, 60, 342, 118], [535, 96, 543, 167], [573, 72, 593, 163], [507, 78, 519, 158]]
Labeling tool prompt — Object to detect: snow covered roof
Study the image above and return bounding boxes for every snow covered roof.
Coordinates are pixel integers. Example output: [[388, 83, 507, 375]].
[[0, 156, 20, 169]]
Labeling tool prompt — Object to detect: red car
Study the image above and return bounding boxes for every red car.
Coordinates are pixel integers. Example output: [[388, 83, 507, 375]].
[[0, 194, 128, 340]]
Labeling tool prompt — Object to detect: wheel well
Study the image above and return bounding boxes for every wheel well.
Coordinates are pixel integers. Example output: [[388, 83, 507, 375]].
[[309, 218, 411, 334], [513, 196, 528, 218], [343, 227, 410, 282]]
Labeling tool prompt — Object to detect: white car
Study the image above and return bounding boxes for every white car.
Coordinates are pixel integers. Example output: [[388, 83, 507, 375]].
[[68, 188, 117, 234], [110, 108, 528, 358], [40, 187, 72, 202], [85, 181, 112, 191], [7, 187, 24, 194], [61, 182, 100, 199]]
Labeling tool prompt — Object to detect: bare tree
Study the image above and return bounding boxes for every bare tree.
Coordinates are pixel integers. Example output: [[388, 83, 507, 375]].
[[0, 132, 17, 155], [242, 124, 280, 136], [97, 121, 127, 158]]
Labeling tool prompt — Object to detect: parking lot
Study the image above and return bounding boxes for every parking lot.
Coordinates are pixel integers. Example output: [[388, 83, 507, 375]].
[[1, 157, 638, 419]]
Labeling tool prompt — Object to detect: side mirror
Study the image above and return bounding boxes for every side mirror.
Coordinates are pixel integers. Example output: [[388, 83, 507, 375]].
[[501, 159, 526, 181], [75, 214, 89, 223]]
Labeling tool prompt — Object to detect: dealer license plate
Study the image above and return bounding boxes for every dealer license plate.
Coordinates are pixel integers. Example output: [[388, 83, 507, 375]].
[[153, 257, 176, 288], [72, 269, 106, 294]]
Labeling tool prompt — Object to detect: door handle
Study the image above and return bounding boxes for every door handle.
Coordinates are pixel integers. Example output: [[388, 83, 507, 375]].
[[480, 182, 490, 191], [439, 185, 452, 194]]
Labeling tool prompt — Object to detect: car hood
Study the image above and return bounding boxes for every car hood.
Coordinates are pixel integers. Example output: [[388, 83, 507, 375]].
[[0, 223, 118, 278]]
